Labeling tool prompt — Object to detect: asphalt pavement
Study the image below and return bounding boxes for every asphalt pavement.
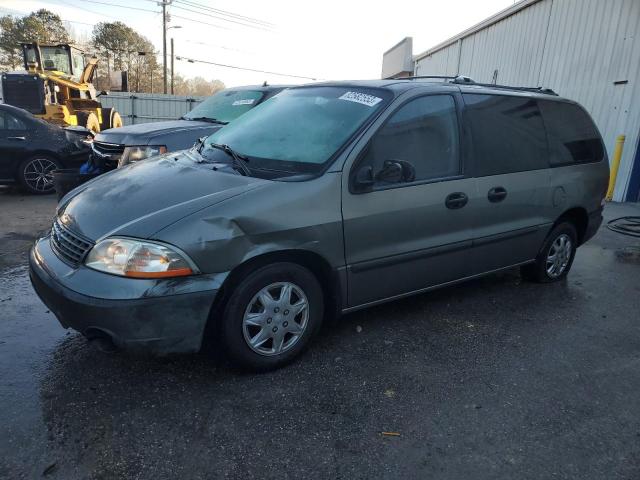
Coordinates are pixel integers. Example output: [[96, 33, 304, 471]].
[[1, 185, 639, 479]]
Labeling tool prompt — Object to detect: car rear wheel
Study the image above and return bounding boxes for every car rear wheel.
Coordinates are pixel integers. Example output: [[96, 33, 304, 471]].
[[17, 155, 61, 194], [521, 222, 578, 283], [219, 262, 324, 371]]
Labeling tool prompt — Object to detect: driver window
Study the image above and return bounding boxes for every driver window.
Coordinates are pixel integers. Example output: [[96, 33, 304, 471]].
[[360, 95, 460, 185]]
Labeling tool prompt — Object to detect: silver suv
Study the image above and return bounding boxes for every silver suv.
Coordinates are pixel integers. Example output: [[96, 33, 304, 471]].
[[30, 79, 609, 370]]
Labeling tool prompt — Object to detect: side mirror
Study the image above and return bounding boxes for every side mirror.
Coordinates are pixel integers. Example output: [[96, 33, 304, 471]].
[[354, 165, 375, 190]]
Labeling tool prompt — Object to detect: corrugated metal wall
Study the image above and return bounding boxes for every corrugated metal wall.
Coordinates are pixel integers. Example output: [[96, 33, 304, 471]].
[[415, 0, 640, 201], [99, 92, 206, 126]]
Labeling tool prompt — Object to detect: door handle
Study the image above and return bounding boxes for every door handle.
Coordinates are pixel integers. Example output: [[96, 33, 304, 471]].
[[445, 192, 468, 209], [7, 136, 26, 141], [487, 186, 507, 203]]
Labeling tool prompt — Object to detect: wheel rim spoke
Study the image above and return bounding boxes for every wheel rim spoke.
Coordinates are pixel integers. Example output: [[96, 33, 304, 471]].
[[249, 328, 271, 348], [290, 299, 307, 317], [286, 321, 303, 335], [258, 290, 275, 309], [245, 312, 266, 327], [272, 333, 285, 353]]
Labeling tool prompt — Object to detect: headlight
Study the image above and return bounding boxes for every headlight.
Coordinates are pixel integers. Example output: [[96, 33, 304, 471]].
[[119, 145, 167, 167], [85, 237, 196, 278]]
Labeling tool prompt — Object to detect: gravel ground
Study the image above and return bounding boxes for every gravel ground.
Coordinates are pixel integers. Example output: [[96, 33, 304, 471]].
[[1, 186, 640, 479]]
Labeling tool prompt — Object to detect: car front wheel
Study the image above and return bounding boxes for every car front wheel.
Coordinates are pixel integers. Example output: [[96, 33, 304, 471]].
[[220, 262, 324, 371], [18, 155, 61, 194]]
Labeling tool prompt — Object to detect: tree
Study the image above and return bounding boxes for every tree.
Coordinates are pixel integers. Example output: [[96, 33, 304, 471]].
[[21, 9, 69, 44], [173, 75, 225, 96], [91, 21, 160, 92], [0, 16, 22, 70], [0, 9, 70, 70]]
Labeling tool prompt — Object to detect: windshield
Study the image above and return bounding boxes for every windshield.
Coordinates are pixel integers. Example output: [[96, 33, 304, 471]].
[[202, 86, 390, 173], [183, 89, 265, 123], [40, 47, 72, 74]]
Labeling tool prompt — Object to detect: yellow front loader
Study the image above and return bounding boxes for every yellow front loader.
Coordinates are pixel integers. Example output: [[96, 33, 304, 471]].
[[1, 43, 122, 133]]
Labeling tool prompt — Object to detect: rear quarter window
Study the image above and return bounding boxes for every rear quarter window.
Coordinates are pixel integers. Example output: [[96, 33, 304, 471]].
[[538, 100, 604, 166], [463, 94, 548, 176]]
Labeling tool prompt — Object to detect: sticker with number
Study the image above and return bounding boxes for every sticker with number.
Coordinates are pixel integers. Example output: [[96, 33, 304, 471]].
[[338, 91, 382, 107]]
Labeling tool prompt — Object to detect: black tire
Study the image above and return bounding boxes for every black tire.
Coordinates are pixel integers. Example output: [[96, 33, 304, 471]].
[[17, 155, 62, 195], [100, 107, 113, 131], [219, 262, 324, 371], [521, 222, 578, 283], [99, 108, 123, 130], [76, 111, 101, 133]]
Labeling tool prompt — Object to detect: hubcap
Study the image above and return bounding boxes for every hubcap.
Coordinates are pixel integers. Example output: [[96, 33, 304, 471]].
[[546, 233, 572, 278], [242, 282, 309, 356], [23, 158, 57, 192]]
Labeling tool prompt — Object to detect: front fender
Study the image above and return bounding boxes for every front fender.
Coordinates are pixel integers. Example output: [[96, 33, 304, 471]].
[[151, 172, 345, 274]]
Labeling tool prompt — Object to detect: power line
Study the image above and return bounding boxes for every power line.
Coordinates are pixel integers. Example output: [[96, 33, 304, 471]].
[[173, 0, 274, 28], [47, 0, 120, 21], [76, 0, 160, 14], [170, 3, 273, 31], [169, 13, 231, 31], [181, 39, 256, 56], [175, 55, 324, 81]]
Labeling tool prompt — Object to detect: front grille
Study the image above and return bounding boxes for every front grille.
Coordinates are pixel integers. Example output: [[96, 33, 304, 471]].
[[50, 218, 94, 266], [91, 141, 125, 170]]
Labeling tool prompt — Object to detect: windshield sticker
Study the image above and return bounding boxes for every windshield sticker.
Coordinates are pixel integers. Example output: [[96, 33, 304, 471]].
[[338, 91, 382, 107], [232, 98, 255, 106]]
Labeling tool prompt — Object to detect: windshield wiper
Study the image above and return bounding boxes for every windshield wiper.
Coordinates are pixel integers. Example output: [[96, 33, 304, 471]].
[[208, 143, 252, 176], [181, 116, 228, 125]]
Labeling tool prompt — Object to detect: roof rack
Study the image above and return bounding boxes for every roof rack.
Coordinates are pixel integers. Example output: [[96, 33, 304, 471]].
[[401, 75, 475, 83], [466, 81, 558, 96], [400, 74, 558, 96]]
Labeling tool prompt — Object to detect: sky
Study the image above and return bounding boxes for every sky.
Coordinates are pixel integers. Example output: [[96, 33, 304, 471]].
[[0, 0, 517, 88]]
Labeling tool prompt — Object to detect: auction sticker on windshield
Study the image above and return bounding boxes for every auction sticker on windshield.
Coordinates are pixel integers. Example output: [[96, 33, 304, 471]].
[[232, 99, 255, 106], [338, 91, 382, 107]]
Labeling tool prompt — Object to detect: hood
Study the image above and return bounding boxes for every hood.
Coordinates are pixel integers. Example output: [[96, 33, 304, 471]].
[[58, 153, 266, 241], [94, 119, 223, 145]]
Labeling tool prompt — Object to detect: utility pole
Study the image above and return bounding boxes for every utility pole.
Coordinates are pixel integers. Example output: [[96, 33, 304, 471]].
[[170, 38, 174, 95], [160, 0, 170, 94]]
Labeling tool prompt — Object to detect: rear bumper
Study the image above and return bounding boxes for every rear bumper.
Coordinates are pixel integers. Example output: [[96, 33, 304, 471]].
[[583, 206, 604, 244], [29, 237, 225, 354]]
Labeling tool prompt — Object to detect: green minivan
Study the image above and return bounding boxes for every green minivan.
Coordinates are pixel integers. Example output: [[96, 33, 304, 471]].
[[30, 78, 609, 370]]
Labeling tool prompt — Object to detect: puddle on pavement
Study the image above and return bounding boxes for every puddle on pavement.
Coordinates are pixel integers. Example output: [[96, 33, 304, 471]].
[[0, 266, 70, 478], [615, 246, 640, 264]]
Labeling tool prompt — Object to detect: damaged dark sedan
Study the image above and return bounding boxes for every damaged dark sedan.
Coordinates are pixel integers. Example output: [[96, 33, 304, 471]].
[[29, 80, 608, 370], [0, 103, 91, 194]]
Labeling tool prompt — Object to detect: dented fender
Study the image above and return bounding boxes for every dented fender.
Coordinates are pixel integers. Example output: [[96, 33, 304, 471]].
[[151, 172, 346, 275]]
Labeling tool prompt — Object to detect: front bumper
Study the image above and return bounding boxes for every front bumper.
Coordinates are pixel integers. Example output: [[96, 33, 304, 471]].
[[29, 236, 226, 354]]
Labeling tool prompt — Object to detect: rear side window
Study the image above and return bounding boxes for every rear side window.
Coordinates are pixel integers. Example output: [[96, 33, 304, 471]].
[[463, 94, 548, 176], [0, 111, 25, 130], [538, 100, 604, 165], [359, 95, 460, 184]]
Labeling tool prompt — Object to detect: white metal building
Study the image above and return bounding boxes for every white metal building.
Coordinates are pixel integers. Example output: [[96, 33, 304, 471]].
[[382, 0, 640, 202]]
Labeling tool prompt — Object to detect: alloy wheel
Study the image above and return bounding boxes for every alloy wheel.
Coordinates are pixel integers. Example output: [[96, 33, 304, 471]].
[[242, 282, 309, 356], [546, 233, 572, 278], [23, 158, 57, 192]]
